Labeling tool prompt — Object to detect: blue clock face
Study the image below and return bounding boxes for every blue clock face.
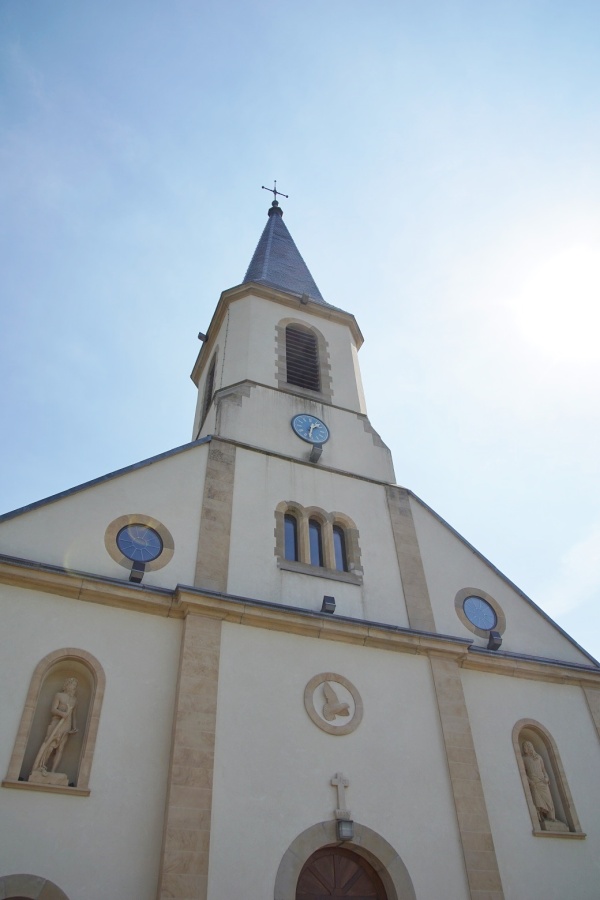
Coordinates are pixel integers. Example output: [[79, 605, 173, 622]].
[[116, 524, 163, 562], [463, 595, 497, 631], [291, 414, 330, 445]]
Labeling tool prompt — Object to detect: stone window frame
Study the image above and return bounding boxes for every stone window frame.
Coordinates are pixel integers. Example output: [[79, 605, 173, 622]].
[[2, 648, 106, 797], [275, 318, 333, 403], [104, 513, 175, 573], [275, 502, 363, 585], [454, 587, 507, 638], [512, 718, 585, 838]]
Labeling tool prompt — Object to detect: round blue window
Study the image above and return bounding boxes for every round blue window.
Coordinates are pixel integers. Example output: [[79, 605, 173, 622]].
[[463, 595, 497, 631], [116, 524, 163, 562]]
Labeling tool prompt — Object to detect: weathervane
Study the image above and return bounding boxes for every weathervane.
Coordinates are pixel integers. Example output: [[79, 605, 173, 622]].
[[262, 180, 289, 202]]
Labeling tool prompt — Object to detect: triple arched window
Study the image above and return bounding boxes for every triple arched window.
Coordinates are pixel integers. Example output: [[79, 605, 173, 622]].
[[277, 503, 361, 583]]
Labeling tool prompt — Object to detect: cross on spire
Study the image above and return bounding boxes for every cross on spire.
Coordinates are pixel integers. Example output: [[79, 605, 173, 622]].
[[262, 180, 289, 202]]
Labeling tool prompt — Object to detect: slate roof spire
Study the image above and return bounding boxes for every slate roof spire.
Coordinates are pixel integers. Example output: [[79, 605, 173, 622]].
[[243, 200, 327, 304]]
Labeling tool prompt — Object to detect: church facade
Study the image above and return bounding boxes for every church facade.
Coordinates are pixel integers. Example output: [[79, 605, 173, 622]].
[[1, 200, 600, 900]]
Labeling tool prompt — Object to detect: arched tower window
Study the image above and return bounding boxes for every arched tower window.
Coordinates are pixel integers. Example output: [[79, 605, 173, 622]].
[[286, 325, 320, 391], [276, 320, 333, 401], [308, 519, 323, 566], [202, 354, 217, 422], [333, 525, 348, 572], [284, 513, 299, 561]]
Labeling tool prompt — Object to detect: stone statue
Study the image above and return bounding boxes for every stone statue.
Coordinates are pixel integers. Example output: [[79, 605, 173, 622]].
[[521, 740, 568, 831], [29, 677, 78, 786]]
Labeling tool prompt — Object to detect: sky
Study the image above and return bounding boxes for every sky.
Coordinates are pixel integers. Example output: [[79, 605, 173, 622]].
[[1, 0, 600, 660]]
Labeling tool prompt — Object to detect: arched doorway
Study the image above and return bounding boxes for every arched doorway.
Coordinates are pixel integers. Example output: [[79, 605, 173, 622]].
[[274, 820, 416, 900], [0, 875, 70, 900], [296, 846, 387, 898]]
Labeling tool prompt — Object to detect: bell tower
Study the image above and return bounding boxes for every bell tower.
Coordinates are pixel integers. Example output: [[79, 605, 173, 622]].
[[190, 199, 394, 482]]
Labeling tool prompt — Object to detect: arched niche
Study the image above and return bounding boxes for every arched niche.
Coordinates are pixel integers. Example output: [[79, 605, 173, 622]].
[[274, 820, 416, 900], [0, 873, 70, 899], [3, 649, 105, 795], [512, 718, 584, 838]]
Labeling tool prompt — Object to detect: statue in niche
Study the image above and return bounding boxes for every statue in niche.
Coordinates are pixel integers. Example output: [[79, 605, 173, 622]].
[[29, 677, 78, 786], [521, 740, 568, 831]]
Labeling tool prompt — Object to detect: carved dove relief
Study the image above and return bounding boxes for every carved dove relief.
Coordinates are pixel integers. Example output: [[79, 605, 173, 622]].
[[322, 681, 350, 721]]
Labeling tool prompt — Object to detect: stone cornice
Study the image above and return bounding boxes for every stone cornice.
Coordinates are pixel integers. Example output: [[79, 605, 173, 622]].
[[1, 555, 599, 686], [460, 648, 600, 686], [0, 556, 176, 617]]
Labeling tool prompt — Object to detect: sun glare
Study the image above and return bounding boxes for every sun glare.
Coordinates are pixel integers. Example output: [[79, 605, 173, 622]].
[[512, 246, 600, 363]]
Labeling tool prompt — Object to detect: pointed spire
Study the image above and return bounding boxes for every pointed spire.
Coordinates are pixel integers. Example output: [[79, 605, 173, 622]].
[[243, 200, 327, 304]]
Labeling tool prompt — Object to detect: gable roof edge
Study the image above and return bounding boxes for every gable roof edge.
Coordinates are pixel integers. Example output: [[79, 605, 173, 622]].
[[0, 437, 212, 524], [407, 488, 600, 668]]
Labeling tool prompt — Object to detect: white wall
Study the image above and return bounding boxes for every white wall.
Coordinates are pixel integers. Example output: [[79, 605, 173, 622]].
[[462, 668, 600, 900], [0, 586, 181, 900], [215, 383, 394, 482], [410, 495, 592, 664], [0, 443, 208, 590], [208, 623, 470, 900], [193, 290, 372, 439], [226, 448, 408, 626]]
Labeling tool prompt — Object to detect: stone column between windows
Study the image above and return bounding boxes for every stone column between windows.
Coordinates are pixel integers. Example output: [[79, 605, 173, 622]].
[[194, 439, 236, 592], [157, 611, 221, 900], [429, 654, 505, 900], [386, 486, 436, 632]]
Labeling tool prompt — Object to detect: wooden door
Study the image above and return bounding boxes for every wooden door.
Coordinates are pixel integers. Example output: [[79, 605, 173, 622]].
[[296, 847, 387, 899]]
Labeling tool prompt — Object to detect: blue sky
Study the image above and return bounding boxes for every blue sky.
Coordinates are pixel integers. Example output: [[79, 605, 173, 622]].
[[2, 1, 600, 659]]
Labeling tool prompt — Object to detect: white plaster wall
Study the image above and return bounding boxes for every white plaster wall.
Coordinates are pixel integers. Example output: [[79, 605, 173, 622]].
[[192, 315, 230, 439], [227, 448, 409, 627], [462, 668, 600, 900], [215, 383, 394, 481], [0, 443, 208, 590], [208, 623, 470, 900], [410, 496, 593, 664], [194, 292, 368, 418], [0, 586, 181, 900]]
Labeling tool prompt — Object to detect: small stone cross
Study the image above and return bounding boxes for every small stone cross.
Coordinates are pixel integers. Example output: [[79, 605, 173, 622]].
[[331, 772, 351, 820]]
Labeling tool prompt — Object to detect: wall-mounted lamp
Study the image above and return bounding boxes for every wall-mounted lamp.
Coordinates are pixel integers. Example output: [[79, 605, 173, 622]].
[[336, 820, 354, 842], [129, 561, 146, 584], [487, 630, 502, 651], [321, 595, 336, 614], [197, 331, 207, 342], [309, 444, 323, 464]]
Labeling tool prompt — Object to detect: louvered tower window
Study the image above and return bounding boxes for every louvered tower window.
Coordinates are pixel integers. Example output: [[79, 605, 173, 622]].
[[286, 325, 320, 391], [202, 355, 216, 421]]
